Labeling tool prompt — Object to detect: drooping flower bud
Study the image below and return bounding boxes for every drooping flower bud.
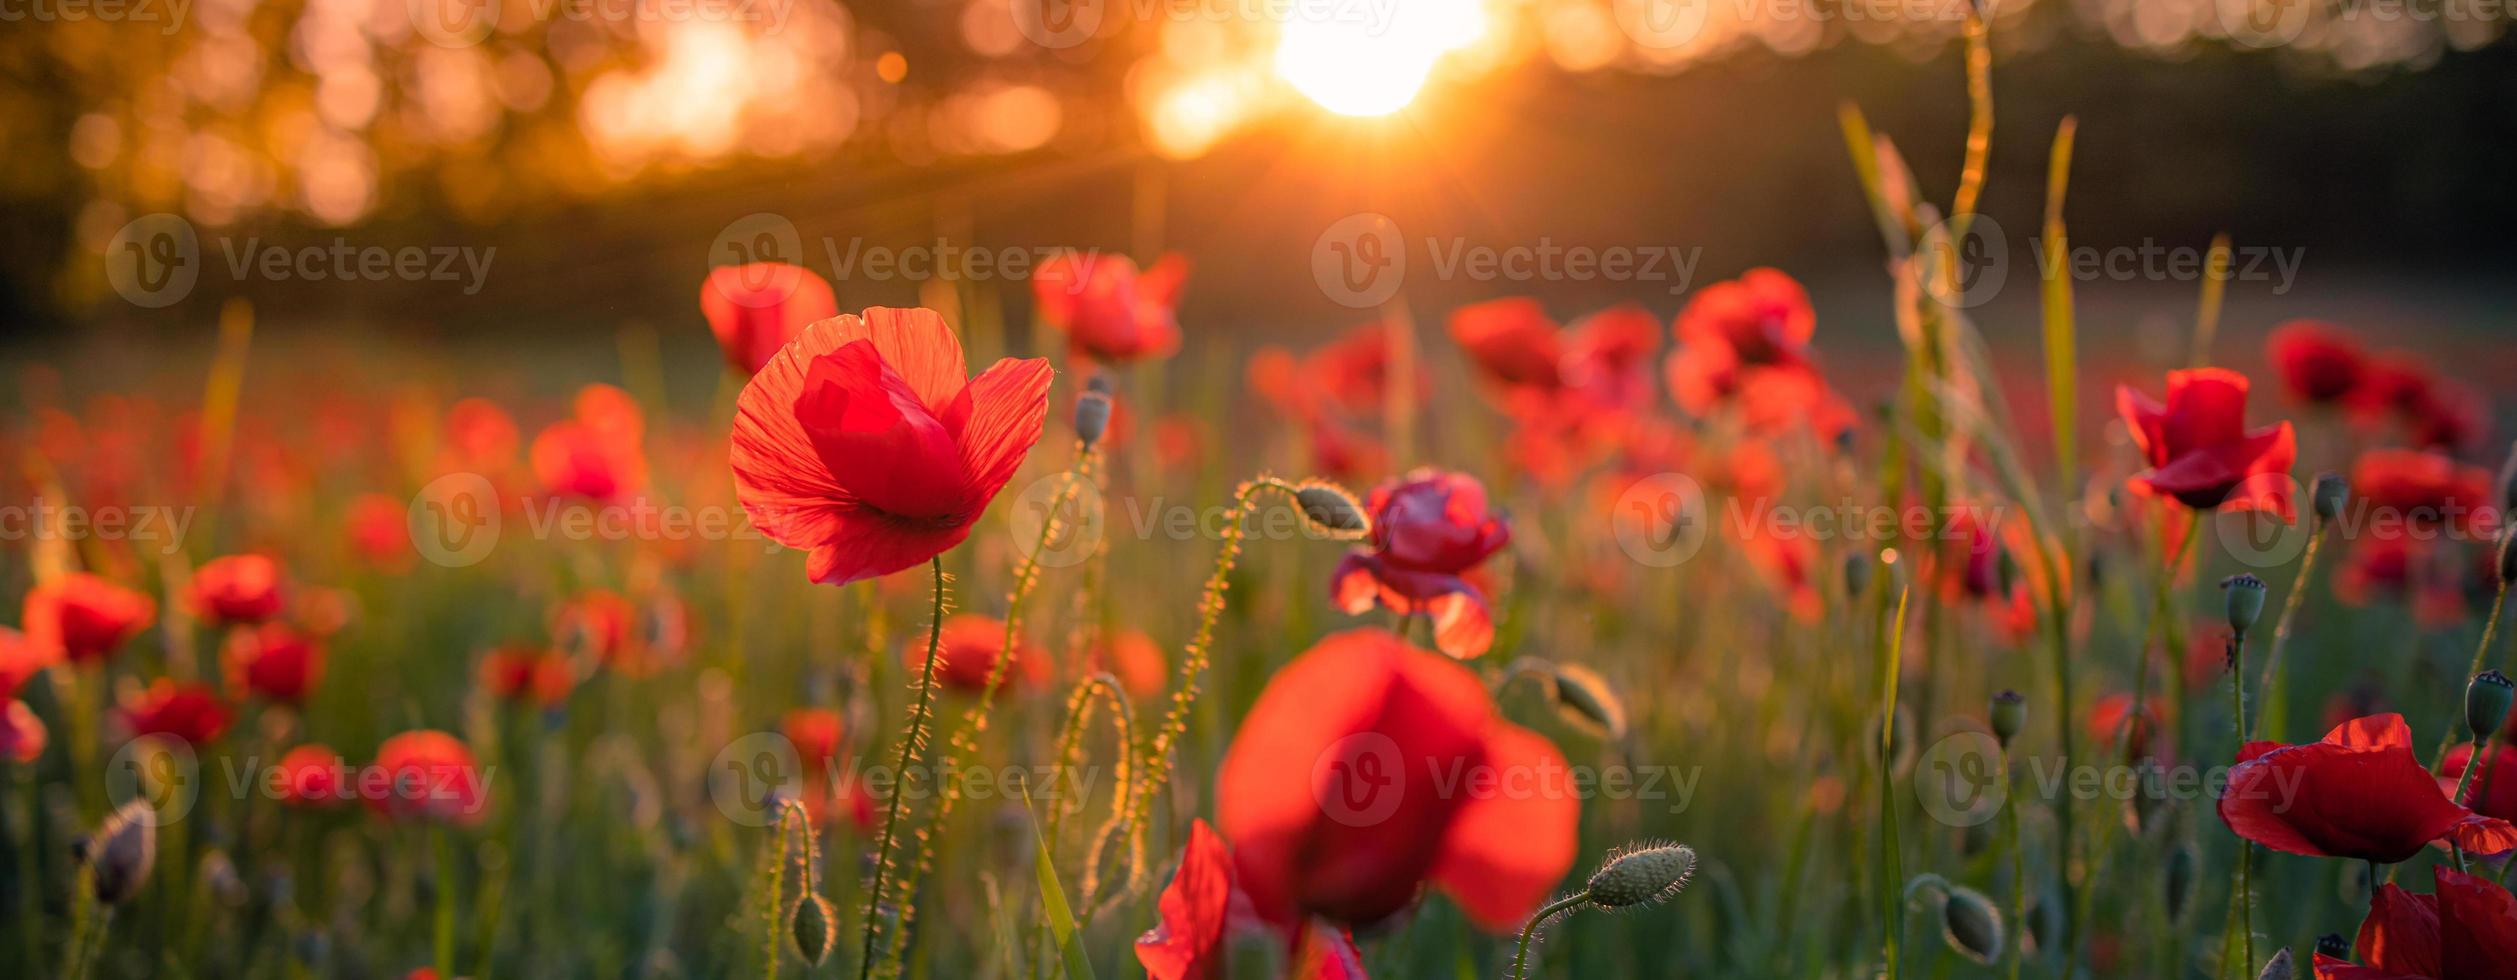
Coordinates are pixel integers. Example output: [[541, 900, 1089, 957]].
[[2312, 473, 2349, 523], [1548, 663, 1628, 741], [2222, 574, 2267, 634], [2498, 531, 2517, 587], [2469, 670, 2515, 741], [1989, 690, 2025, 747], [2164, 841, 2197, 923], [1937, 884, 2004, 965], [1843, 551, 1873, 597], [1290, 481, 1368, 537], [75, 799, 157, 905], [1582, 841, 1695, 909], [1073, 378, 1113, 448], [2257, 948, 2295, 980], [790, 892, 836, 965]]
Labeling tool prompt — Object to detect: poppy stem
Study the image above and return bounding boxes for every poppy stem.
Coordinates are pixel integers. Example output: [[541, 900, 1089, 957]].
[[2438, 549, 2511, 774], [860, 555, 947, 980], [2450, 735, 2489, 874], [433, 824, 456, 980], [2227, 627, 2252, 972], [1508, 891, 1594, 980], [2250, 514, 2328, 742]]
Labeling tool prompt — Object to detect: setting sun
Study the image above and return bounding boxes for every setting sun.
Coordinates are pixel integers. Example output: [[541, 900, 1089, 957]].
[[1275, 0, 1487, 116]]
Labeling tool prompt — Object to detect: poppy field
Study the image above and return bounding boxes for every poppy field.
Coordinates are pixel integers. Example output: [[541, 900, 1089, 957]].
[[11, 8, 2517, 980]]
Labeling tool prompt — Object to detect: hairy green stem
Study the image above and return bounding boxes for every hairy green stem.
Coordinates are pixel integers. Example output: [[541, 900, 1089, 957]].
[[1510, 892, 1593, 980], [859, 556, 948, 980]]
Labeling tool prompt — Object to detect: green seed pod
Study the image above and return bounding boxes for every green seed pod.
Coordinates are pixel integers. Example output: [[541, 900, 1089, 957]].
[[1938, 885, 2004, 965], [75, 799, 157, 905], [790, 891, 837, 966], [2165, 840, 2198, 923], [1291, 482, 1369, 537], [1549, 663, 1628, 741], [2222, 574, 2268, 634], [1583, 842, 1695, 909], [2257, 947, 2295, 980], [1989, 690, 2025, 747], [1073, 390, 1112, 448], [2469, 670, 2515, 741], [2313, 472, 2349, 523], [2316, 933, 2351, 960]]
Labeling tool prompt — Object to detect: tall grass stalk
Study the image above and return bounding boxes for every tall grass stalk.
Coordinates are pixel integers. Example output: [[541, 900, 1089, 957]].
[[1875, 581, 1912, 980], [2252, 514, 2330, 741], [859, 556, 950, 980]]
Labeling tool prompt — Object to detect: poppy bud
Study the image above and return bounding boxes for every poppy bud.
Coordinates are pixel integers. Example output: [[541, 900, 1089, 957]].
[[2499, 531, 2517, 587], [2222, 574, 2267, 634], [2497, 441, 2517, 514], [1291, 482, 1368, 536], [2257, 948, 2295, 980], [1582, 841, 1695, 909], [2313, 473, 2349, 523], [1073, 389, 1112, 448], [74, 799, 157, 905], [2469, 670, 2515, 741], [1937, 884, 2004, 965], [2315, 933, 2350, 960], [2164, 841, 2197, 923], [790, 891, 836, 966], [1844, 551, 1873, 597], [1547, 663, 1629, 741], [1989, 690, 2025, 747]]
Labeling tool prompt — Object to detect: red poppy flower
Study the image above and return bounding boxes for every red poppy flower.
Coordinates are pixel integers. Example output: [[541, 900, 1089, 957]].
[[0, 701, 45, 764], [782, 707, 846, 773], [1677, 267, 1814, 368], [188, 554, 285, 625], [1331, 470, 1511, 660], [2352, 449, 2495, 535], [369, 729, 487, 825], [531, 384, 647, 502], [702, 262, 840, 375], [274, 743, 347, 808], [2350, 352, 2436, 418], [224, 623, 324, 704], [1032, 252, 1189, 364], [344, 493, 414, 569], [479, 645, 573, 708], [1087, 628, 1168, 699], [1136, 819, 1368, 980], [2117, 367, 2298, 516], [731, 307, 1053, 587], [1558, 303, 1661, 413], [25, 573, 155, 665], [2407, 379, 2487, 453], [2334, 535, 2472, 628], [2220, 714, 2517, 864], [1448, 298, 1565, 392], [903, 614, 1048, 692], [2267, 320, 2368, 404], [1305, 419, 1388, 485], [118, 680, 230, 746], [2438, 742, 2517, 823], [443, 397, 520, 470], [2313, 865, 2517, 979], [555, 589, 636, 669], [1217, 629, 1577, 933], [2090, 692, 2163, 761], [0, 628, 45, 703]]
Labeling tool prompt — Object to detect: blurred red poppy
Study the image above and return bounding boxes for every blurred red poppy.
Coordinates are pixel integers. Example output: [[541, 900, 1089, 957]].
[[370, 729, 486, 825], [2266, 320, 2368, 404], [1448, 298, 1564, 393], [0, 701, 45, 764], [479, 645, 573, 708], [731, 307, 1053, 586], [2090, 692, 2163, 761], [443, 397, 520, 470], [345, 493, 415, 569], [1087, 628, 1168, 699], [118, 680, 230, 746], [2352, 449, 2496, 536], [25, 573, 155, 665], [1218, 629, 1576, 933], [1331, 470, 1511, 660], [782, 707, 846, 773], [0, 628, 45, 703], [2438, 742, 2517, 822], [2220, 714, 2517, 864], [188, 554, 285, 625], [531, 384, 648, 502], [1136, 819, 1367, 980], [224, 623, 325, 705], [1677, 267, 1813, 369], [904, 614, 1048, 693], [2314, 865, 2517, 979], [702, 262, 840, 375], [2117, 367, 2297, 516], [274, 743, 346, 808], [1032, 252, 1189, 364]]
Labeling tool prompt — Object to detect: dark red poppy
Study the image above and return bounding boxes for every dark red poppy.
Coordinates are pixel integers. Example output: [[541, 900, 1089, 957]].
[[1558, 303, 1662, 414], [369, 729, 486, 825], [2090, 692, 2163, 761], [2267, 320, 2369, 404], [118, 680, 230, 746], [701, 262, 840, 375], [2352, 449, 2496, 535], [344, 493, 414, 569], [731, 307, 1053, 586], [2220, 714, 2517, 864], [903, 614, 1048, 693], [224, 623, 324, 704], [1032, 252, 1189, 364], [531, 384, 647, 502], [0, 701, 45, 764], [0, 628, 45, 703], [2333, 535, 2472, 628], [1136, 819, 1367, 980], [479, 645, 572, 708], [1217, 629, 1577, 933], [2438, 742, 2517, 823], [188, 554, 285, 625], [25, 573, 155, 665], [2407, 379, 2487, 453], [782, 707, 846, 773], [1331, 470, 1510, 660], [2117, 367, 2298, 516], [1448, 298, 1565, 392], [1677, 267, 1813, 368], [273, 743, 346, 808], [2312, 866, 2517, 979]]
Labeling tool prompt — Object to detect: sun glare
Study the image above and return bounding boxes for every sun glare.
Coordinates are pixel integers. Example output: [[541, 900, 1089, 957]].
[[1274, 0, 1486, 117]]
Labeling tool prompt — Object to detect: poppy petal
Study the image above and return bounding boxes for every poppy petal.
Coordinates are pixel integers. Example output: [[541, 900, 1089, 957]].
[[1137, 819, 1235, 980], [813, 307, 972, 418], [1429, 723, 1579, 932], [2437, 866, 2517, 978], [803, 520, 972, 587], [2162, 367, 2253, 452], [2359, 881, 2443, 978], [795, 341, 971, 519], [955, 357, 1056, 508]]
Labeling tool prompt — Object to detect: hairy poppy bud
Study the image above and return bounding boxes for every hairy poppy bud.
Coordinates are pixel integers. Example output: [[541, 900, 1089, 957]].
[[1073, 389, 1112, 448], [790, 892, 836, 965], [2222, 574, 2267, 634], [2469, 670, 2515, 741], [1989, 690, 2025, 747], [2315, 933, 2350, 960], [1937, 885, 2003, 965], [1583, 841, 1695, 909], [1843, 551, 1873, 596], [74, 799, 157, 905], [2312, 473, 2348, 523], [1548, 663, 1628, 741], [2257, 948, 2295, 980], [1291, 482, 1368, 536], [2165, 841, 2197, 923]]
